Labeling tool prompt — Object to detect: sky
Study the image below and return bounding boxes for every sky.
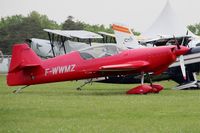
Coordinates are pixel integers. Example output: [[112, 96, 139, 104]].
[[0, 0, 200, 32]]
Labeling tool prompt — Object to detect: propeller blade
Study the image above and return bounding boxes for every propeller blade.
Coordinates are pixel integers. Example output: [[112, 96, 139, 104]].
[[181, 37, 185, 46], [179, 55, 186, 80], [173, 35, 180, 49], [181, 31, 189, 46]]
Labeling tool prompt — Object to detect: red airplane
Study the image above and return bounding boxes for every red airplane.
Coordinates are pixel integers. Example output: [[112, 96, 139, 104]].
[[7, 43, 189, 94]]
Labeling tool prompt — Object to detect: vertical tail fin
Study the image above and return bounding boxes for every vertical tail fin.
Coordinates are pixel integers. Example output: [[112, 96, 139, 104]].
[[7, 44, 41, 86], [9, 44, 41, 72], [112, 23, 142, 49]]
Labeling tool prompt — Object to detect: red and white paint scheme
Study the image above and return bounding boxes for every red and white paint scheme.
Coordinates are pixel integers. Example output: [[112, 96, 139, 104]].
[[7, 43, 189, 94]]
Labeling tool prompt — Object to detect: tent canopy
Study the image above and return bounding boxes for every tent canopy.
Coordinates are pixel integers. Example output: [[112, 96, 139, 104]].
[[141, 0, 197, 40]]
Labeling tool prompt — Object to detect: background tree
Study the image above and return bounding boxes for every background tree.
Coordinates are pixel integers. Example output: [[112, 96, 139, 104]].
[[0, 13, 141, 54], [0, 11, 60, 54], [188, 23, 200, 36], [62, 16, 84, 30], [83, 23, 113, 33]]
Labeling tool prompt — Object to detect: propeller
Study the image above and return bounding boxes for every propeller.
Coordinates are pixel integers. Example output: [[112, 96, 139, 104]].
[[179, 55, 186, 80], [180, 31, 188, 46], [174, 36, 187, 80], [173, 35, 180, 49]]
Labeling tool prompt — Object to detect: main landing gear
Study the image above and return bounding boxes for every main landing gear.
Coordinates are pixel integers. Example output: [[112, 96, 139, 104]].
[[76, 79, 93, 90], [13, 85, 30, 93], [126, 72, 163, 95]]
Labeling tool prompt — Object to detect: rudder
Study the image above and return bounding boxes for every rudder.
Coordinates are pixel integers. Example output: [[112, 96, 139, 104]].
[[9, 43, 41, 72], [7, 43, 41, 86], [112, 23, 142, 49]]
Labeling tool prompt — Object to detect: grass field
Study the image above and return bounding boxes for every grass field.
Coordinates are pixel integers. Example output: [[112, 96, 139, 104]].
[[1, 75, 200, 133]]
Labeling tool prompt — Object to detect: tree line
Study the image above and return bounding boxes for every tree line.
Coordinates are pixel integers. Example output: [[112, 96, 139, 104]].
[[0, 11, 200, 54], [0, 11, 115, 54]]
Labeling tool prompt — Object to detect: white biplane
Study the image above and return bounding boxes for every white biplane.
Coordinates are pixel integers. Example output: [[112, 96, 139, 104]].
[[28, 29, 104, 58]]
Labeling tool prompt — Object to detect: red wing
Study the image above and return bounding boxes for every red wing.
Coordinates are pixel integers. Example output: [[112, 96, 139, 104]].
[[99, 61, 149, 72]]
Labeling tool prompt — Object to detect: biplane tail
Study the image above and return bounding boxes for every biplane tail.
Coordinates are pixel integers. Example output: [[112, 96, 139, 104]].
[[112, 23, 142, 49], [7, 44, 41, 86]]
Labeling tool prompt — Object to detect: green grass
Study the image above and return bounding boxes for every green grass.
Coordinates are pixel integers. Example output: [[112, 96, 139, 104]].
[[1, 75, 200, 133]]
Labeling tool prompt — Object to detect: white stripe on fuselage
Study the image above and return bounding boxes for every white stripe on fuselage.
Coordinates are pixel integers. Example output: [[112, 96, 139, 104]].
[[170, 53, 200, 67]]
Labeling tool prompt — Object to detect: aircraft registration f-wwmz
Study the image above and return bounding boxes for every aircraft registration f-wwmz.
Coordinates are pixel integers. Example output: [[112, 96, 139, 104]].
[[7, 43, 189, 94]]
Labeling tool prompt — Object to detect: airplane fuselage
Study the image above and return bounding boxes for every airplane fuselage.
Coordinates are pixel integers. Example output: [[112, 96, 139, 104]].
[[7, 44, 187, 86]]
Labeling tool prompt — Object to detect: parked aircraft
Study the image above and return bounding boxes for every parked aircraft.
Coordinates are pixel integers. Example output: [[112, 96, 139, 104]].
[[28, 29, 138, 59], [26, 29, 103, 58], [27, 38, 90, 58], [7, 43, 189, 94], [0, 50, 11, 74], [99, 23, 200, 90], [26, 26, 200, 90]]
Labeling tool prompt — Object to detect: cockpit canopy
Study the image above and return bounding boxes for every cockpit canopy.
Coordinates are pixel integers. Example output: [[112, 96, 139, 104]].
[[79, 44, 127, 60]]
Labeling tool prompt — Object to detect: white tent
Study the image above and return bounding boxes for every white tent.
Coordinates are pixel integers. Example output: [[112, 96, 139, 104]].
[[142, 0, 197, 39]]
